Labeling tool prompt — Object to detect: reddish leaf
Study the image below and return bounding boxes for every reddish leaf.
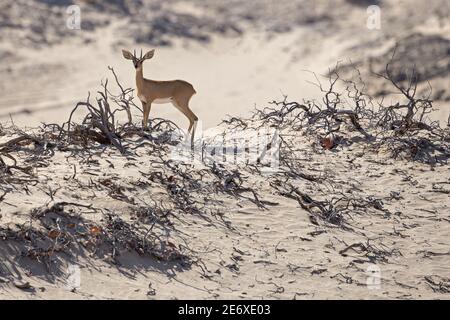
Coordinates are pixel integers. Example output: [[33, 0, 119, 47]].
[[322, 137, 334, 150], [89, 225, 102, 236], [48, 230, 61, 239]]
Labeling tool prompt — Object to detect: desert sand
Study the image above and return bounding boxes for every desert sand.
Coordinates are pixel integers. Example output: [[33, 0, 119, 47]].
[[0, 0, 449, 299]]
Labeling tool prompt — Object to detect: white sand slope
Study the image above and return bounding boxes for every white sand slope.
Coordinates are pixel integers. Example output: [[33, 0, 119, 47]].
[[0, 0, 449, 300], [1, 101, 449, 299]]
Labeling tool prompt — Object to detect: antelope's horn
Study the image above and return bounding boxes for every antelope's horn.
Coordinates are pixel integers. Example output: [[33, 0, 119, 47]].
[[140, 49, 143, 59]]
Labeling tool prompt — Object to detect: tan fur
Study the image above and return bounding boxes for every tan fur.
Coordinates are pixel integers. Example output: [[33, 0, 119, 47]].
[[122, 49, 198, 141]]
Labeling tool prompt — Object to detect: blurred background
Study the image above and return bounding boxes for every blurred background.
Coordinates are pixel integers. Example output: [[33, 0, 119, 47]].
[[0, 0, 449, 129]]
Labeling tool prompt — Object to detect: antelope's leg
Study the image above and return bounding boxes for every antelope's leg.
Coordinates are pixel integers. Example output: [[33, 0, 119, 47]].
[[172, 100, 198, 133], [172, 100, 197, 147], [141, 100, 147, 128], [142, 101, 152, 130], [185, 108, 198, 146]]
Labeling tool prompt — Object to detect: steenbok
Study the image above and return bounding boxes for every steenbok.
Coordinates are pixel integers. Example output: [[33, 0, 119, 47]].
[[122, 49, 198, 142]]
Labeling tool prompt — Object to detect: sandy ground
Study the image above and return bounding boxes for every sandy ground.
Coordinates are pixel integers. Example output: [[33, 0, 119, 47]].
[[0, 116, 449, 299], [1, 0, 449, 299]]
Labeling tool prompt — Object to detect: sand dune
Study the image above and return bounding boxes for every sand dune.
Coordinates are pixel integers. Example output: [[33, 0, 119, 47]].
[[0, 0, 449, 300]]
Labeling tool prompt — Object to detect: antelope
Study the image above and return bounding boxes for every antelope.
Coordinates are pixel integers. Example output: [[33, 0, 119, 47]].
[[122, 49, 198, 141]]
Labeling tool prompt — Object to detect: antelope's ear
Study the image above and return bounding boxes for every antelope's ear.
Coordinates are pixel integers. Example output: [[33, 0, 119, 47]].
[[143, 49, 155, 60], [122, 49, 134, 60]]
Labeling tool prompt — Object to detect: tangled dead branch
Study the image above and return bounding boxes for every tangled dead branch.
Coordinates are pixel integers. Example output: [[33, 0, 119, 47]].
[[248, 60, 449, 164]]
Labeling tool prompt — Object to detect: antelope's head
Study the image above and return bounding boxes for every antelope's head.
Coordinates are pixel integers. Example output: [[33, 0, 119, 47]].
[[122, 49, 155, 71]]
